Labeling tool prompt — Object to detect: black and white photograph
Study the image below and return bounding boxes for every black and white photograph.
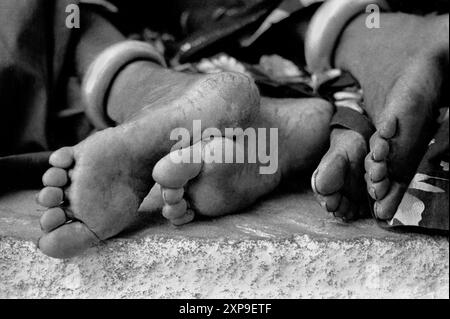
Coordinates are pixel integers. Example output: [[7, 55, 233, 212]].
[[0, 0, 448, 301]]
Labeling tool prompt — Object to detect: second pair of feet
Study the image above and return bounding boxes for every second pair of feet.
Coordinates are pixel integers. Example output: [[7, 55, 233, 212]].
[[312, 13, 449, 221]]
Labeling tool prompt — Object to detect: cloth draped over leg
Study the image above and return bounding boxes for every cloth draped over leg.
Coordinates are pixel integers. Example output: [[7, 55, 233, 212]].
[[0, 0, 110, 190]]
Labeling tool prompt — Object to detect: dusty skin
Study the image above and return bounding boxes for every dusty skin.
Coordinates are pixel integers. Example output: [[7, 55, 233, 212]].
[[153, 97, 333, 225], [37, 70, 260, 259]]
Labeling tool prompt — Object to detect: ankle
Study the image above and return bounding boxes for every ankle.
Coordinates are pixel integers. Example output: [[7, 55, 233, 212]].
[[331, 128, 367, 152], [106, 61, 167, 123], [334, 13, 423, 79]]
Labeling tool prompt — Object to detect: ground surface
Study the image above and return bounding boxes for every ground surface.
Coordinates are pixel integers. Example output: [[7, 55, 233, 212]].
[[0, 185, 448, 298]]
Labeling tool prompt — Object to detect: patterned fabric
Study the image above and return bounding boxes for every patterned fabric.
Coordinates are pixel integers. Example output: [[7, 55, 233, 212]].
[[387, 109, 449, 231]]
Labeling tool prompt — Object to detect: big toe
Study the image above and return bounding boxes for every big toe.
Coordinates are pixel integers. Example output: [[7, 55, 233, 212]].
[[378, 117, 398, 140], [333, 196, 358, 222], [38, 221, 99, 259], [312, 151, 348, 195], [315, 192, 342, 212], [152, 143, 203, 189], [49, 147, 74, 169]]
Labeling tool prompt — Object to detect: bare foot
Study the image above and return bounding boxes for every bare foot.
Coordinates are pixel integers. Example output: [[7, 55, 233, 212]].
[[334, 13, 449, 220], [311, 128, 368, 221], [37, 70, 259, 258], [364, 52, 448, 219], [152, 98, 332, 224]]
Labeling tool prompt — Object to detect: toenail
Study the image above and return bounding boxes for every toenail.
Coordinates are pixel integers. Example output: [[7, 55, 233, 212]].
[[374, 202, 380, 218], [311, 170, 319, 193], [370, 187, 378, 200], [371, 152, 376, 161], [35, 237, 41, 249]]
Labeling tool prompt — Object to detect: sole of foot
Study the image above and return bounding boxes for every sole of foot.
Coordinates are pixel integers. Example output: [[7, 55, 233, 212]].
[[37, 71, 260, 259], [311, 128, 369, 222], [152, 97, 333, 225]]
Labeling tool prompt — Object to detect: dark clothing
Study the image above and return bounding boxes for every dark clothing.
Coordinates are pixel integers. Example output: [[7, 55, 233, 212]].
[[0, 0, 83, 189]]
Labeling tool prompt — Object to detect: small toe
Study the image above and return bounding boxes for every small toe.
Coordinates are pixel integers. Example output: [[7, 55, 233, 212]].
[[312, 152, 348, 196], [42, 168, 68, 187], [40, 207, 67, 232], [171, 209, 195, 226], [38, 221, 99, 259], [49, 147, 74, 168], [370, 136, 390, 162], [162, 200, 188, 220], [365, 155, 388, 183], [37, 187, 64, 207], [367, 178, 390, 201], [161, 187, 184, 205], [378, 117, 398, 139], [374, 182, 405, 220], [153, 143, 203, 189]]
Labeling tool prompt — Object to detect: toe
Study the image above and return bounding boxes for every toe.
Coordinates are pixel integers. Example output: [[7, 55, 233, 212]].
[[162, 200, 188, 220], [49, 147, 74, 168], [38, 221, 99, 259], [153, 143, 203, 189], [374, 182, 405, 220], [42, 168, 68, 187], [40, 207, 67, 232], [378, 117, 397, 139], [140, 183, 165, 212], [370, 135, 390, 162], [332, 196, 351, 221], [171, 209, 195, 226], [316, 192, 342, 213], [312, 151, 348, 195], [37, 187, 64, 207], [366, 177, 390, 201], [365, 155, 388, 183], [161, 187, 184, 205]]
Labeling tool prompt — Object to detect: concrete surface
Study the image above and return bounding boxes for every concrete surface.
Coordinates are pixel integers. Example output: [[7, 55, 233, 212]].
[[0, 186, 448, 299]]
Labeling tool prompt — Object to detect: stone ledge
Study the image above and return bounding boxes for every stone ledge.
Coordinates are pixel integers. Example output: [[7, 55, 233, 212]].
[[0, 189, 448, 298]]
